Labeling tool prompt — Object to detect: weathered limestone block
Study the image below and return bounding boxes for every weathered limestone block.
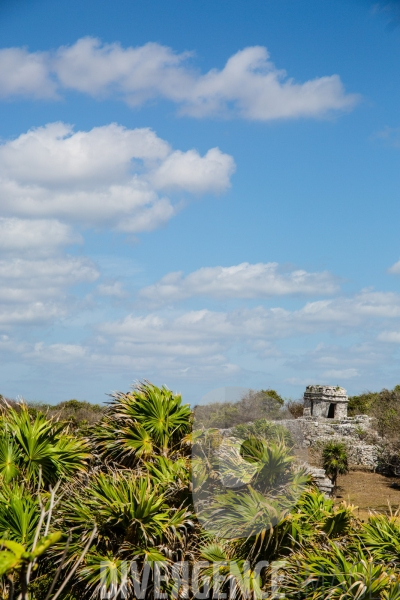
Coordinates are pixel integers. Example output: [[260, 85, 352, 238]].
[[303, 464, 334, 497]]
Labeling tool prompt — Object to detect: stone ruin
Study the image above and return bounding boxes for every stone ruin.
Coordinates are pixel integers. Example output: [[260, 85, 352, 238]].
[[295, 384, 379, 474], [303, 385, 348, 420], [280, 384, 381, 495]]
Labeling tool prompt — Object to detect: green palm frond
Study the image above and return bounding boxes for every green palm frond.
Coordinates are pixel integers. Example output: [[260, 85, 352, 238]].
[[322, 441, 349, 487], [359, 510, 400, 563], [0, 483, 40, 546], [205, 485, 291, 540], [0, 404, 91, 485], [60, 470, 190, 555], [0, 435, 20, 482], [283, 543, 396, 600], [93, 382, 191, 466]]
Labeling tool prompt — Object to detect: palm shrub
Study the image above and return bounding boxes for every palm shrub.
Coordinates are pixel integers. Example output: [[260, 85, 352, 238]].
[[3, 381, 400, 600], [196, 435, 310, 547], [281, 542, 398, 600], [55, 469, 193, 598], [322, 441, 349, 489], [359, 509, 400, 564], [0, 404, 91, 486], [93, 381, 192, 466], [0, 482, 41, 546]]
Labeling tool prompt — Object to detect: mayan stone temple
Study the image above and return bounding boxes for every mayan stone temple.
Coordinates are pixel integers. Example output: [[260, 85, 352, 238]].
[[303, 385, 349, 420]]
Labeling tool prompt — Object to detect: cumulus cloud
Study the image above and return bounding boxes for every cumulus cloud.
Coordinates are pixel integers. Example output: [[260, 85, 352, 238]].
[[0, 122, 235, 231], [377, 330, 400, 343], [0, 47, 56, 99], [0, 256, 99, 327], [0, 38, 359, 120], [91, 289, 400, 368], [4, 287, 400, 384], [95, 290, 400, 365], [0, 256, 98, 302], [139, 262, 340, 303], [0, 218, 81, 254]]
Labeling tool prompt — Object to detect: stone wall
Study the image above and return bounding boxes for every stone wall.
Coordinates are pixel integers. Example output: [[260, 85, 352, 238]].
[[218, 412, 382, 496], [291, 415, 380, 470]]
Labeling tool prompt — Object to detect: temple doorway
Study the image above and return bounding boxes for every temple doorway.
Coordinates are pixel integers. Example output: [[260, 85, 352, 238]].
[[327, 403, 336, 418]]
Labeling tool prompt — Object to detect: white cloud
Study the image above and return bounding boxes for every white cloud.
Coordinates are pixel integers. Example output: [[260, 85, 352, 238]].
[[177, 46, 358, 120], [377, 330, 400, 343], [0, 303, 64, 326], [139, 262, 340, 303], [0, 218, 81, 253], [0, 122, 234, 231], [375, 126, 400, 148], [0, 256, 98, 303], [90, 290, 400, 374], [321, 368, 359, 379], [0, 38, 359, 120], [107, 291, 400, 346], [293, 291, 400, 328], [0, 47, 55, 99], [97, 282, 126, 298], [3, 286, 400, 384], [151, 148, 235, 194], [388, 259, 400, 274], [0, 256, 99, 328]]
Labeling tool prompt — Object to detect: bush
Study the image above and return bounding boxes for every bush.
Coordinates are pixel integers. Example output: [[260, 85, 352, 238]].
[[194, 388, 287, 429], [286, 399, 304, 419]]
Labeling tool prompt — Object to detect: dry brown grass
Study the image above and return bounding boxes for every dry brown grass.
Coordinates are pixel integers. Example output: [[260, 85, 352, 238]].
[[335, 470, 400, 520]]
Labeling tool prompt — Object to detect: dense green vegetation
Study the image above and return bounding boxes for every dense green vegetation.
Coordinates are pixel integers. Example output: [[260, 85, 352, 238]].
[[348, 385, 400, 439], [0, 383, 399, 599]]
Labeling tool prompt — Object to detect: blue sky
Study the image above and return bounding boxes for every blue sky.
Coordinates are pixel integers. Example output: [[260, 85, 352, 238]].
[[1, 0, 400, 404]]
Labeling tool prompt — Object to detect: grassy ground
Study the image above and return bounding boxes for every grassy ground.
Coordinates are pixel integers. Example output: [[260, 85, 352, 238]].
[[335, 470, 400, 520]]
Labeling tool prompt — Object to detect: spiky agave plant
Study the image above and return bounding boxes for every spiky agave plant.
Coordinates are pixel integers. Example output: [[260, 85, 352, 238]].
[[93, 381, 192, 466]]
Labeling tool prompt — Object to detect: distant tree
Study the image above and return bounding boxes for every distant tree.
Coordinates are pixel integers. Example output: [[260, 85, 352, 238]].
[[322, 441, 349, 489]]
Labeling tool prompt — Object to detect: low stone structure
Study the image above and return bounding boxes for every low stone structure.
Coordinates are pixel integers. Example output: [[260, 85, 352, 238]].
[[303, 385, 348, 420], [303, 464, 334, 496], [296, 415, 379, 470], [278, 385, 382, 493]]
